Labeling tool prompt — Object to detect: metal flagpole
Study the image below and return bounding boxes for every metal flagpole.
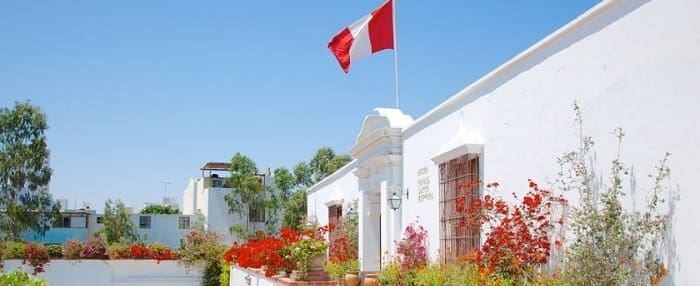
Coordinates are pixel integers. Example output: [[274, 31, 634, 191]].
[[392, 0, 400, 109]]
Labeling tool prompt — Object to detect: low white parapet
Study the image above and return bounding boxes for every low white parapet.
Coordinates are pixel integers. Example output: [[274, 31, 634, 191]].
[[3, 260, 202, 286]]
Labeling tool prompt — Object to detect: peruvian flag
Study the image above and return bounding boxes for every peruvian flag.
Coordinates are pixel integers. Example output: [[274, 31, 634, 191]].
[[328, 0, 394, 73]]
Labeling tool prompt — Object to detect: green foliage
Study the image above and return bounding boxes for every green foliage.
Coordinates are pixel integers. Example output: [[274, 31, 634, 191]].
[[179, 230, 226, 286], [412, 264, 447, 286], [0, 267, 46, 286], [224, 153, 268, 239], [100, 199, 139, 244], [202, 259, 222, 286], [556, 103, 670, 286], [308, 147, 352, 184], [219, 260, 230, 286], [140, 204, 179, 215], [107, 243, 131, 259], [323, 261, 346, 280], [273, 167, 295, 200], [47, 245, 62, 258], [62, 239, 83, 259], [2, 241, 26, 259], [281, 189, 307, 231], [377, 260, 400, 285], [324, 259, 359, 280], [0, 102, 60, 241], [293, 162, 313, 188]]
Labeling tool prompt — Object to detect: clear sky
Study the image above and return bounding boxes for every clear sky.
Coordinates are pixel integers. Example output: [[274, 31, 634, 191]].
[[0, 1, 600, 211]]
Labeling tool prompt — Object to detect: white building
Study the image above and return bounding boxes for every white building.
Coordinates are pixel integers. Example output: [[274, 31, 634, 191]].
[[182, 162, 278, 244], [25, 208, 196, 248], [307, 0, 699, 284]]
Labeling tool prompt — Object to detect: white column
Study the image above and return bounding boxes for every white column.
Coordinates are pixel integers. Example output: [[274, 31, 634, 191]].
[[358, 175, 381, 273]]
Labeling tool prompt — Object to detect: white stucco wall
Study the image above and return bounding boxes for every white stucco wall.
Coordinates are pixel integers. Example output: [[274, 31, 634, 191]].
[[4, 260, 201, 286], [306, 161, 359, 227], [401, 0, 698, 284], [182, 175, 280, 245], [182, 178, 197, 215], [87, 214, 195, 248]]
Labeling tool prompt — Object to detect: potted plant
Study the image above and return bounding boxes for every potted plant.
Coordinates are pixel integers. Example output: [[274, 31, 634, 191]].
[[289, 236, 327, 280], [343, 259, 360, 286]]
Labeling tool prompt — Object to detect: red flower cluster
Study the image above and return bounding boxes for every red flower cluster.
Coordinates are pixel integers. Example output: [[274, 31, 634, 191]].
[[328, 235, 357, 264], [126, 244, 177, 262], [224, 229, 290, 277], [457, 179, 567, 277], [24, 243, 49, 275], [224, 225, 333, 277], [130, 245, 150, 259]]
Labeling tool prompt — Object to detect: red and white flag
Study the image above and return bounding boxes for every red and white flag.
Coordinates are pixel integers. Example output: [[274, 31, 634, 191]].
[[328, 0, 394, 73]]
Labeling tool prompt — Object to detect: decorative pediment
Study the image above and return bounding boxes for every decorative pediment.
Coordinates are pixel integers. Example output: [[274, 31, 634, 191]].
[[431, 110, 483, 164], [355, 108, 413, 145]]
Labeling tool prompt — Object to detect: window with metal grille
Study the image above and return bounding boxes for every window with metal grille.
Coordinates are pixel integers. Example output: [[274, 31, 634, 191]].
[[178, 216, 191, 229], [249, 205, 265, 222], [139, 216, 152, 229], [328, 204, 342, 243], [439, 154, 480, 263]]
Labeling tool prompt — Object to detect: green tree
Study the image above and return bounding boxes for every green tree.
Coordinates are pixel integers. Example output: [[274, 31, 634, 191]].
[[273, 167, 295, 200], [0, 102, 60, 241], [282, 189, 308, 231], [281, 147, 353, 230], [140, 204, 180, 214], [224, 153, 267, 239], [293, 161, 313, 188], [100, 199, 138, 244]]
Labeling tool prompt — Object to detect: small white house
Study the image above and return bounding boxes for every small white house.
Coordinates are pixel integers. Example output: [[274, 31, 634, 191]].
[[182, 162, 279, 245], [307, 0, 699, 284]]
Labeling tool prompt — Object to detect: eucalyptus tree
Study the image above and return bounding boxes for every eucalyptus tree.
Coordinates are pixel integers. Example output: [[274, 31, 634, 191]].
[[0, 102, 60, 241]]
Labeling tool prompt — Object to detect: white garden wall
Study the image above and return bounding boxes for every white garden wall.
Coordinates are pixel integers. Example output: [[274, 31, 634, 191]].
[[3, 260, 202, 286]]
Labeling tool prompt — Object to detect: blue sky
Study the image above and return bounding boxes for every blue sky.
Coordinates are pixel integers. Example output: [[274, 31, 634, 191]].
[[0, 1, 600, 211]]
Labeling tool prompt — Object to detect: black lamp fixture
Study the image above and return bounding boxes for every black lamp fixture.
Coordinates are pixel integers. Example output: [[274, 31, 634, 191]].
[[346, 207, 358, 221], [388, 191, 402, 211]]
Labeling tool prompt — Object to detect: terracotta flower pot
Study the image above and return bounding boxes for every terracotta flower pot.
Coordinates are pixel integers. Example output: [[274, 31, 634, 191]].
[[364, 273, 379, 286], [308, 253, 326, 271], [344, 272, 360, 286]]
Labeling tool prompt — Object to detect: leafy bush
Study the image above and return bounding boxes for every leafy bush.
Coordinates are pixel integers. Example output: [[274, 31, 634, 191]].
[[148, 242, 177, 261], [323, 261, 346, 280], [0, 267, 46, 286], [557, 106, 671, 285], [81, 236, 107, 259], [179, 230, 225, 286], [377, 260, 400, 285], [25, 243, 50, 274], [107, 243, 131, 259], [2, 241, 26, 259], [47, 245, 62, 258], [412, 264, 446, 286], [219, 260, 230, 286], [62, 240, 83, 260]]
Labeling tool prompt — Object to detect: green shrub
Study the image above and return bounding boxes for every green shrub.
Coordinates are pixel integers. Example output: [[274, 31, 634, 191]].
[[62, 240, 83, 260], [47, 245, 63, 258], [0, 267, 46, 286], [2, 241, 26, 259], [412, 264, 446, 286], [377, 260, 400, 285], [323, 261, 346, 280], [219, 260, 230, 286], [107, 243, 131, 259], [81, 236, 107, 259]]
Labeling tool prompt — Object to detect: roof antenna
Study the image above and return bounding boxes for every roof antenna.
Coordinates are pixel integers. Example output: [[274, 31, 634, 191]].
[[160, 181, 172, 202]]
